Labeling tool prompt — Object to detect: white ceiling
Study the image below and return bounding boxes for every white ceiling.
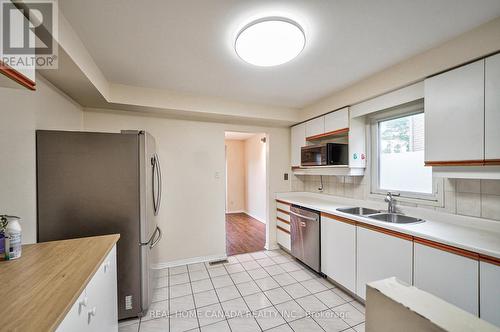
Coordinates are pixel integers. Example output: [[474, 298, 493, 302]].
[[59, 0, 500, 109], [225, 131, 257, 140]]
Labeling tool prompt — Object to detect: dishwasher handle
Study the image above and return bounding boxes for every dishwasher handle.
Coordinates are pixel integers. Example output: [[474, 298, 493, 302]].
[[289, 210, 318, 222]]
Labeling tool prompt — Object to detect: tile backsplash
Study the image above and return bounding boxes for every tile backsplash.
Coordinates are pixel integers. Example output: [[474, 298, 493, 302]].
[[291, 175, 500, 222]]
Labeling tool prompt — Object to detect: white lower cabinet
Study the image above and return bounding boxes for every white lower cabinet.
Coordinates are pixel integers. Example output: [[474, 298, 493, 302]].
[[414, 242, 478, 315], [57, 245, 118, 332], [480, 261, 500, 327], [356, 226, 413, 300], [321, 216, 356, 293]]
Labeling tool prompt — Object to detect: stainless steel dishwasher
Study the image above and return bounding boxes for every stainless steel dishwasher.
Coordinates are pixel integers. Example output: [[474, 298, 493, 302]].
[[289, 205, 321, 272]]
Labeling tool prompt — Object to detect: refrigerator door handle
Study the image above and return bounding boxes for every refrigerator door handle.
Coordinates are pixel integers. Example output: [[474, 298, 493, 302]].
[[152, 154, 162, 216], [155, 154, 162, 215], [150, 226, 162, 249]]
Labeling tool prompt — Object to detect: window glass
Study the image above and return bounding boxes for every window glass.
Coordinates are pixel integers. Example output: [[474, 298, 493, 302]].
[[378, 112, 433, 194]]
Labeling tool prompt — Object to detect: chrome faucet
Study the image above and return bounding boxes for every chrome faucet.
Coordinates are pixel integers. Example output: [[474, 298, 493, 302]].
[[385, 192, 400, 213], [318, 175, 324, 192]]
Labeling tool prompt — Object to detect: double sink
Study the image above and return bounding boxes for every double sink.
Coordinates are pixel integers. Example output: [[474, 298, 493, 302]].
[[336, 207, 424, 224]]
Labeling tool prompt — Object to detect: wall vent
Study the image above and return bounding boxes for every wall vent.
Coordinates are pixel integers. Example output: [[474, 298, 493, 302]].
[[125, 295, 133, 310]]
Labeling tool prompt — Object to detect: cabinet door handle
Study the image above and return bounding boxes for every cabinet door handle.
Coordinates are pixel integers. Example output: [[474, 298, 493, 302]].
[[104, 261, 111, 273], [88, 307, 97, 322], [79, 296, 88, 308]]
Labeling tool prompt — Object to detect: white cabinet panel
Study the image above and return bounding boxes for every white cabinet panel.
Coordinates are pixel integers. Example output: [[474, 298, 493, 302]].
[[56, 290, 88, 332], [56, 245, 118, 332], [291, 124, 306, 167], [324, 108, 349, 133], [305, 117, 325, 138], [85, 246, 118, 332], [414, 243, 478, 315], [356, 227, 413, 300], [485, 53, 500, 160], [480, 261, 500, 327], [424, 60, 484, 162], [277, 228, 291, 251], [321, 216, 356, 293]]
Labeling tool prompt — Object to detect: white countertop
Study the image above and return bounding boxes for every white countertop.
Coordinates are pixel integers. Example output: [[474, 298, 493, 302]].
[[276, 192, 500, 260]]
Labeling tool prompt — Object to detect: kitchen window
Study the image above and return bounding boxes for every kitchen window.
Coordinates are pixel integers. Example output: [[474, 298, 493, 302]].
[[370, 100, 441, 203]]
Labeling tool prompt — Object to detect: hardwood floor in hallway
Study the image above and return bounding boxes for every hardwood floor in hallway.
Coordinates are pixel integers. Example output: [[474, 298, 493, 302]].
[[226, 213, 265, 256]]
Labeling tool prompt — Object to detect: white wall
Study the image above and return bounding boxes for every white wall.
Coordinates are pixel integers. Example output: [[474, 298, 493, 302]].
[[225, 139, 246, 213], [0, 77, 83, 244], [244, 134, 267, 223], [83, 110, 291, 265]]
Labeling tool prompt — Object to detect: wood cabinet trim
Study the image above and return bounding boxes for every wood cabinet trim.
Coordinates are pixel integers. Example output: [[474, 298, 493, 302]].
[[306, 128, 349, 141], [277, 208, 290, 215], [0, 61, 36, 91], [484, 159, 500, 166], [277, 225, 290, 234], [321, 212, 356, 225], [276, 199, 292, 206], [479, 254, 500, 266], [414, 237, 479, 260], [277, 217, 290, 225], [358, 222, 413, 241], [424, 160, 485, 166]]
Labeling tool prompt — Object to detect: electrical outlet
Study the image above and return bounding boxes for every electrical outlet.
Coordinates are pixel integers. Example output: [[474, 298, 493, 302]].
[[284, 173, 289, 180]]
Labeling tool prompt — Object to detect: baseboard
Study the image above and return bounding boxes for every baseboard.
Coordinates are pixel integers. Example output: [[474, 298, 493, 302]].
[[226, 210, 245, 214], [152, 253, 227, 270], [244, 211, 267, 224]]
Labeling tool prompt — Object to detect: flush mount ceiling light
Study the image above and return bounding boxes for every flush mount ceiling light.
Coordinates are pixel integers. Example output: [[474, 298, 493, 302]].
[[235, 17, 305, 67]]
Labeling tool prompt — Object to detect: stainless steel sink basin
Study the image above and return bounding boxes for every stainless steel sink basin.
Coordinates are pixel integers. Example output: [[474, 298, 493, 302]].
[[336, 207, 381, 216], [368, 213, 424, 224]]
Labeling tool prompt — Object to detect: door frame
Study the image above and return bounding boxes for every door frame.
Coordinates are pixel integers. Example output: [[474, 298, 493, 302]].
[[223, 131, 270, 254]]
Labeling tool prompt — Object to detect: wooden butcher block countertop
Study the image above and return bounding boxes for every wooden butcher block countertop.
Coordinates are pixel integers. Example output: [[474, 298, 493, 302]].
[[0, 234, 120, 332]]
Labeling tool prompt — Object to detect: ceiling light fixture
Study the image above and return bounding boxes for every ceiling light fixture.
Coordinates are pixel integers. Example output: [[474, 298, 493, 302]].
[[235, 17, 305, 67]]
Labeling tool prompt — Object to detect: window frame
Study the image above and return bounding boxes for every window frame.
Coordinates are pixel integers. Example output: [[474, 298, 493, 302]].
[[369, 99, 443, 206]]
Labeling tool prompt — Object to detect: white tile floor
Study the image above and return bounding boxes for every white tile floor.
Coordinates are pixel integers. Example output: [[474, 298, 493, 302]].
[[118, 249, 365, 332]]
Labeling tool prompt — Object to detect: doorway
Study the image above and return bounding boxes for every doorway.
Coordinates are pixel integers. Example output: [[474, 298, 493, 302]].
[[224, 131, 268, 256]]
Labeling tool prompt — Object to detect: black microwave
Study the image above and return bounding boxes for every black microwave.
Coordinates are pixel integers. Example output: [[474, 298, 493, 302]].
[[301, 143, 348, 166]]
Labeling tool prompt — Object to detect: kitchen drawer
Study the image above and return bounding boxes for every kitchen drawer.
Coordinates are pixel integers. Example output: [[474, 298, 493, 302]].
[[277, 210, 290, 222], [276, 228, 291, 251], [276, 201, 291, 212], [276, 219, 290, 232]]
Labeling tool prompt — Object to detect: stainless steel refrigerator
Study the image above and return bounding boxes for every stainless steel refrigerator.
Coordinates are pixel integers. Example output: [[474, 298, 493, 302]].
[[36, 130, 162, 320]]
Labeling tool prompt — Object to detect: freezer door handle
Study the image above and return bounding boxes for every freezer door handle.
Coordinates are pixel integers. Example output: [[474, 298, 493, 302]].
[[150, 226, 162, 249], [140, 225, 162, 247]]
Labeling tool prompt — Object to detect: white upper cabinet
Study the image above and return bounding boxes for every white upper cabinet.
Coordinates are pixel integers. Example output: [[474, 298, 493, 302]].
[[305, 116, 325, 138], [291, 123, 306, 167], [424, 60, 484, 163], [485, 53, 500, 162], [414, 242, 479, 315], [0, 5, 36, 90], [480, 261, 500, 327], [324, 108, 349, 133], [321, 215, 356, 293], [356, 226, 413, 300]]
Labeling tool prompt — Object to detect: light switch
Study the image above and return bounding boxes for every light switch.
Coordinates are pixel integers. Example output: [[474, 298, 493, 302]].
[[214, 171, 220, 179]]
